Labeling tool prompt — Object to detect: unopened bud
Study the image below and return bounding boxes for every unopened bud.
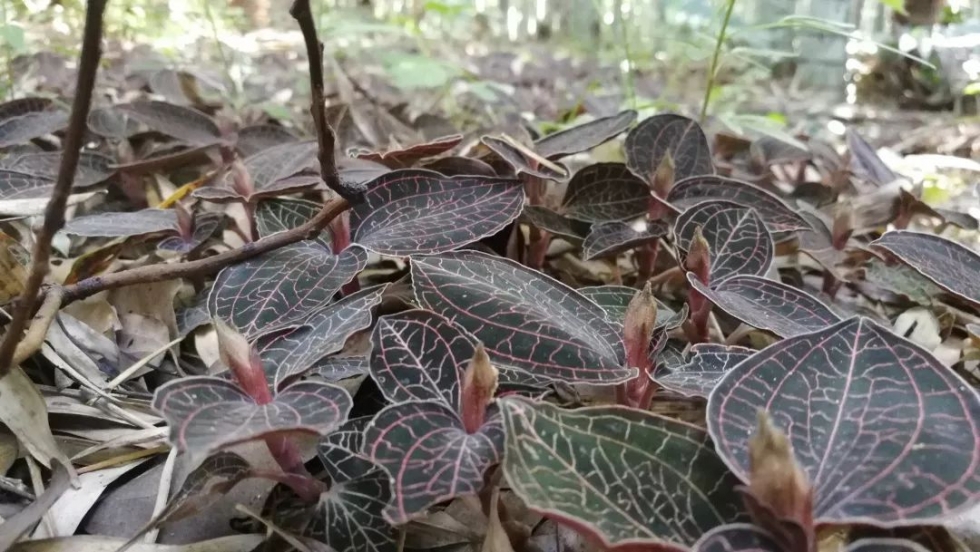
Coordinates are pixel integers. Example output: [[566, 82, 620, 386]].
[[229, 160, 254, 197], [748, 410, 812, 526], [652, 152, 676, 198], [623, 282, 658, 373], [214, 318, 271, 404], [460, 343, 498, 434], [685, 226, 712, 285], [831, 205, 853, 251]]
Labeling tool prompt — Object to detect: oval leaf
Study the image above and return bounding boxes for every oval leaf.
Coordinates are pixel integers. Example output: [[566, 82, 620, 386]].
[[363, 401, 504, 524], [870, 230, 980, 306], [118, 101, 221, 146], [500, 397, 746, 550], [522, 205, 589, 241], [688, 274, 840, 338], [255, 198, 332, 248], [62, 209, 178, 238], [153, 377, 352, 462], [354, 134, 462, 168], [561, 162, 650, 222], [668, 176, 809, 232], [412, 250, 629, 383], [351, 169, 524, 256], [208, 243, 366, 339], [625, 114, 713, 185], [3, 152, 114, 188], [256, 285, 386, 389], [708, 316, 980, 524], [242, 140, 318, 192], [480, 136, 568, 180], [652, 343, 754, 398], [236, 125, 297, 157], [674, 203, 773, 282], [583, 219, 668, 261], [0, 98, 68, 148], [535, 110, 637, 159]]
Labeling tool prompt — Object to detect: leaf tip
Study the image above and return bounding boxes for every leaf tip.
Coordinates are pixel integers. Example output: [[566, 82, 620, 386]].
[[460, 342, 498, 433]]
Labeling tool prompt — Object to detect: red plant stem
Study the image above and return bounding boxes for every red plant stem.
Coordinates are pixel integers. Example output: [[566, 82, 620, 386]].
[[527, 227, 551, 270], [0, 0, 107, 380], [615, 383, 629, 406], [684, 289, 711, 344], [264, 435, 308, 476], [243, 200, 259, 242], [635, 240, 659, 285], [251, 468, 327, 503]]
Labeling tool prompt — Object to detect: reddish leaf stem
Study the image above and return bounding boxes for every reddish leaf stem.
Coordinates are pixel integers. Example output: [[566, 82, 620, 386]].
[[0, 0, 107, 380]]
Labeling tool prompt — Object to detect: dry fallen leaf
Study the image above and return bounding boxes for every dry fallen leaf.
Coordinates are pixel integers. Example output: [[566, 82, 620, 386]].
[[0, 368, 75, 476]]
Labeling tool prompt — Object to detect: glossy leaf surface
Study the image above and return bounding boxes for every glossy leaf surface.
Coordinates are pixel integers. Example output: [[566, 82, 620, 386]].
[[256, 286, 386, 389], [871, 230, 980, 306], [351, 169, 523, 256], [364, 400, 504, 524], [624, 113, 713, 185], [208, 243, 366, 339], [668, 175, 809, 232], [535, 110, 637, 159], [501, 397, 745, 549], [412, 250, 629, 383], [153, 378, 352, 461], [652, 343, 754, 398], [709, 317, 980, 524], [688, 274, 840, 338], [561, 162, 650, 222], [583, 219, 668, 260], [674, 203, 773, 282]]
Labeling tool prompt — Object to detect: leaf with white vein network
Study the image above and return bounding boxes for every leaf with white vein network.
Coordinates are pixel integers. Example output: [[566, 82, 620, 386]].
[[624, 113, 714, 185], [673, 202, 773, 282], [2, 151, 114, 187], [351, 169, 524, 256], [255, 285, 386, 390], [0, 169, 99, 216], [62, 209, 178, 238], [118, 101, 222, 146], [687, 274, 841, 338], [871, 230, 980, 307], [0, 97, 68, 148], [578, 285, 686, 330], [255, 198, 332, 249], [708, 316, 980, 525], [561, 162, 650, 223], [152, 377, 352, 464], [500, 397, 745, 550], [582, 219, 668, 260], [207, 243, 366, 339], [363, 400, 505, 525], [411, 250, 630, 383], [535, 110, 637, 160], [692, 524, 930, 552], [667, 175, 809, 232], [651, 343, 754, 398]]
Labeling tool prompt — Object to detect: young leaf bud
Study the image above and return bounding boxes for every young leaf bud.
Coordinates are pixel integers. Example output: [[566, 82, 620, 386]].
[[685, 226, 711, 286], [214, 318, 271, 404], [748, 410, 813, 528], [623, 282, 658, 374], [460, 343, 498, 434]]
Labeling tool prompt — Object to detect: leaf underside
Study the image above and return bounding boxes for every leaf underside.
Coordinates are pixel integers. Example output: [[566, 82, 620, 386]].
[[871, 230, 980, 306]]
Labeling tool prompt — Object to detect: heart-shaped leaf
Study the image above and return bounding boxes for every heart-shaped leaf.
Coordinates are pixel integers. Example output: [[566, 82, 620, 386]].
[[208, 243, 366, 339], [0, 97, 68, 147], [62, 209, 179, 238], [351, 169, 524, 256], [412, 250, 630, 383], [256, 285, 386, 389], [674, 203, 773, 282], [317, 419, 397, 552], [480, 136, 569, 180], [561, 162, 650, 222], [236, 125, 298, 157], [578, 285, 687, 330], [521, 206, 589, 241], [624, 113, 713, 185], [651, 343, 753, 398], [363, 400, 504, 525], [583, 219, 669, 260], [354, 134, 463, 168], [153, 377, 352, 462], [534, 110, 637, 159], [157, 212, 223, 254], [3, 152, 114, 187], [687, 274, 841, 338], [709, 316, 980, 524], [667, 176, 809, 232], [255, 198, 332, 248], [500, 397, 745, 550], [871, 230, 980, 306], [118, 101, 222, 146]]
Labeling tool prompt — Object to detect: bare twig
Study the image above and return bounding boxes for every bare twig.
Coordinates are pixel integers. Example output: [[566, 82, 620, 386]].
[[290, 0, 357, 203], [11, 288, 63, 367], [0, 0, 107, 380]]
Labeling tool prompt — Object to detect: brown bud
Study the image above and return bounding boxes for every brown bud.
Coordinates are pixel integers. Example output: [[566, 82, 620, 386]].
[[748, 410, 812, 526], [460, 343, 498, 434], [652, 152, 676, 198], [214, 318, 271, 404], [831, 204, 853, 251], [174, 202, 193, 237], [229, 160, 254, 196], [685, 226, 711, 285], [623, 282, 658, 373]]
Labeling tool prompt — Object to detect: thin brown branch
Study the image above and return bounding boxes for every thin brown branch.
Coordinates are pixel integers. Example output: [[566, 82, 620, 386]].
[[11, 288, 64, 367], [0, 0, 107, 380], [290, 0, 356, 203], [56, 197, 349, 306]]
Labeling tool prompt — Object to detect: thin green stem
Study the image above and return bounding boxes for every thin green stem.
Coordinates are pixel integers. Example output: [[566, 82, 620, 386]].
[[699, 0, 737, 124]]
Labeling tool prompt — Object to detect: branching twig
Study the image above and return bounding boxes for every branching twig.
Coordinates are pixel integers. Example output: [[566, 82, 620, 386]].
[[11, 288, 64, 367], [0, 0, 107, 380], [290, 0, 356, 203]]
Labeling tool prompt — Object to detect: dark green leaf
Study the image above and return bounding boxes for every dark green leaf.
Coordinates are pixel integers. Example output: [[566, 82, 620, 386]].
[[624, 114, 713, 185], [561, 162, 650, 222]]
